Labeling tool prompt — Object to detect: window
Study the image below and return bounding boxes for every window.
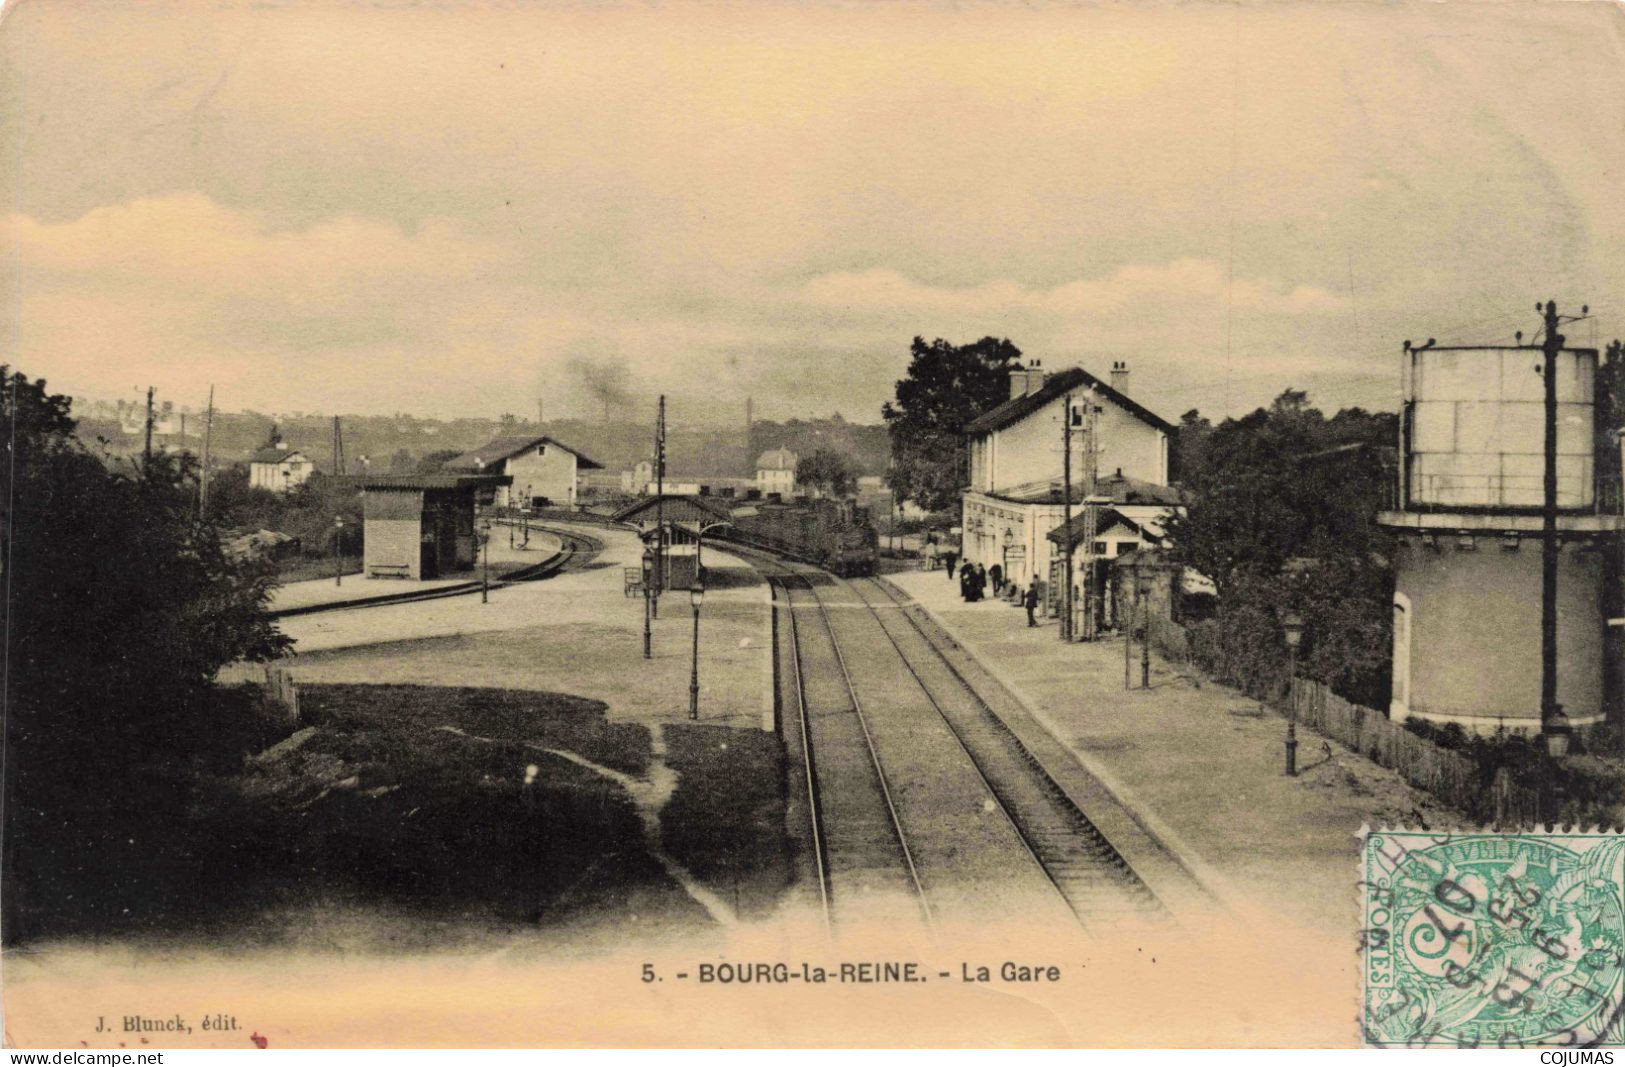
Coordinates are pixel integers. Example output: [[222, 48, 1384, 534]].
[[536, 445, 547, 456], [1091, 541, 1108, 556]]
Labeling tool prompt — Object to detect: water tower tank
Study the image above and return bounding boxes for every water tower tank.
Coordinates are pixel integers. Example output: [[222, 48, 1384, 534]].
[[1405, 345, 1596, 510]]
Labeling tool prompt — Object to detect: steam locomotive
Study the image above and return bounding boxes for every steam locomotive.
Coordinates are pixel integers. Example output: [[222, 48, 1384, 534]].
[[728, 497, 879, 577]]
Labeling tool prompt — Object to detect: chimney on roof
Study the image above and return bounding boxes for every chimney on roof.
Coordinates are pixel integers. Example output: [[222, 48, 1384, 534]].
[[1110, 360, 1130, 395], [1009, 358, 1046, 400]]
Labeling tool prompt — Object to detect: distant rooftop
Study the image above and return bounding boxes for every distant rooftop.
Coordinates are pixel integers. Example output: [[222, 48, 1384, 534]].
[[756, 447, 798, 472]]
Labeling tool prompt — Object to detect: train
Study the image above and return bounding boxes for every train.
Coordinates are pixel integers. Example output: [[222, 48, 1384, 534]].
[[727, 497, 879, 577]]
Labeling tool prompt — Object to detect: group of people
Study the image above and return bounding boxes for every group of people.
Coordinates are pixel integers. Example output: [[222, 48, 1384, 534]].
[[925, 536, 1041, 625]]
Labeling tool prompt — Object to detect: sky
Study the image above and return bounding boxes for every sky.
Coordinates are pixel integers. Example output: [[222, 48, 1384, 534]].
[[3, 0, 1623, 428]]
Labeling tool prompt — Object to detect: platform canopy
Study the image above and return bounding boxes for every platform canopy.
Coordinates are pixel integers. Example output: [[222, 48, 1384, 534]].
[[612, 493, 737, 532]]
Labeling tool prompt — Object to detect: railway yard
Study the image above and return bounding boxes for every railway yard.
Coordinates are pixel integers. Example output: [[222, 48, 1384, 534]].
[[264, 515, 1230, 946], [9, 511, 1456, 1044]]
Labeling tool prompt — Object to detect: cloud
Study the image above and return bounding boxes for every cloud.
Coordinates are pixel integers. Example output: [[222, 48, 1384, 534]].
[[798, 260, 1344, 320], [1, 192, 520, 298]]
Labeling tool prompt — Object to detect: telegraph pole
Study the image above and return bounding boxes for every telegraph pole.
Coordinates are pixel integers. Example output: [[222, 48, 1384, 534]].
[[654, 396, 667, 619], [1537, 300, 1583, 736], [1061, 392, 1074, 641], [1081, 389, 1100, 641], [331, 415, 345, 476], [143, 386, 155, 466]]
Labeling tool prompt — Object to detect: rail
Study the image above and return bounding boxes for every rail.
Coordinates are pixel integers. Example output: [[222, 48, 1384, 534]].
[[855, 574, 1168, 930]]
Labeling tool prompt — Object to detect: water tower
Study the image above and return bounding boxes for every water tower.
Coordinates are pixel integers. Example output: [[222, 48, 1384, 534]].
[[1380, 338, 1621, 735]]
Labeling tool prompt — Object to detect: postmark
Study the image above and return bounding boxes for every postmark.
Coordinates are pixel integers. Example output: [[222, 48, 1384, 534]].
[[1361, 828, 1625, 1048]]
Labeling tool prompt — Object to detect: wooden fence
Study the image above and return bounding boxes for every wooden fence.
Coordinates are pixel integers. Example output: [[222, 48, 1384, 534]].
[[1146, 615, 1542, 826], [217, 661, 302, 728], [1290, 678, 1541, 827]]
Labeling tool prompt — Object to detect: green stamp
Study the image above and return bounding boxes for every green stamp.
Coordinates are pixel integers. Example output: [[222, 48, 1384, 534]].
[[1361, 829, 1625, 1047]]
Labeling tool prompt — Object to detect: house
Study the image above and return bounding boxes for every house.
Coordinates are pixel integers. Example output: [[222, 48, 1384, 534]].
[[249, 443, 316, 493], [961, 359, 1176, 595], [756, 448, 798, 495], [444, 435, 603, 509], [622, 460, 654, 494]]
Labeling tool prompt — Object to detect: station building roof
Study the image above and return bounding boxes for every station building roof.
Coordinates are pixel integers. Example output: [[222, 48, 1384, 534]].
[[965, 366, 1176, 436], [445, 435, 604, 472]]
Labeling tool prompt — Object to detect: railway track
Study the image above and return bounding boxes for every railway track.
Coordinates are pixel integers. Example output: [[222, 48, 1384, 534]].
[[270, 523, 602, 617], [768, 560, 933, 933], [847, 575, 1166, 931], [743, 543, 1171, 935]]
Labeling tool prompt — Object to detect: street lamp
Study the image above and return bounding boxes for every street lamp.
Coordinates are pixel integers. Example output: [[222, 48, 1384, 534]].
[[689, 582, 705, 720], [1137, 569, 1151, 690], [479, 517, 492, 603], [1281, 609, 1305, 777], [333, 515, 346, 587], [642, 549, 654, 660]]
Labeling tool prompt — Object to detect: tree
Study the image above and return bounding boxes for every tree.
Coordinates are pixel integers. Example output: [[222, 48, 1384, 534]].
[[881, 336, 1023, 512], [796, 448, 857, 498], [1172, 408, 1213, 486], [2, 367, 291, 940], [1165, 389, 1397, 707], [416, 448, 462, 474]]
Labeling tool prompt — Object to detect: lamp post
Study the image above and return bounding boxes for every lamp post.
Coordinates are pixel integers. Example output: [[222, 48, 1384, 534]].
[[333, 515, 346, 587], [1138, 569, 1151, 690], [689, 582, 705, 720], [642, 550, 654, 659], [1281, 609, 1304, 777], [479, 517, 492, 603]]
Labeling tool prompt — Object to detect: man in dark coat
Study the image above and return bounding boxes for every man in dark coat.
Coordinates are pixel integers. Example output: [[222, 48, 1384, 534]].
[[959, 562, 974, 601], [1024, 581, 1040, 626], [989, 562, 1004, 597], [943, 549, 958, 580]]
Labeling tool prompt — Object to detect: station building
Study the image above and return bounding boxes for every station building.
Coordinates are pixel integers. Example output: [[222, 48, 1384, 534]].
[[357, 473, 510, 580], [445, 435, 602, 510], [960, 360, 1176, 599]]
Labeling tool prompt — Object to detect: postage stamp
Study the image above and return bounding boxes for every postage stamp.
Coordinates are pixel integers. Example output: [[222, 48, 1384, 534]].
[[1361, 828, 1625, 1048]]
